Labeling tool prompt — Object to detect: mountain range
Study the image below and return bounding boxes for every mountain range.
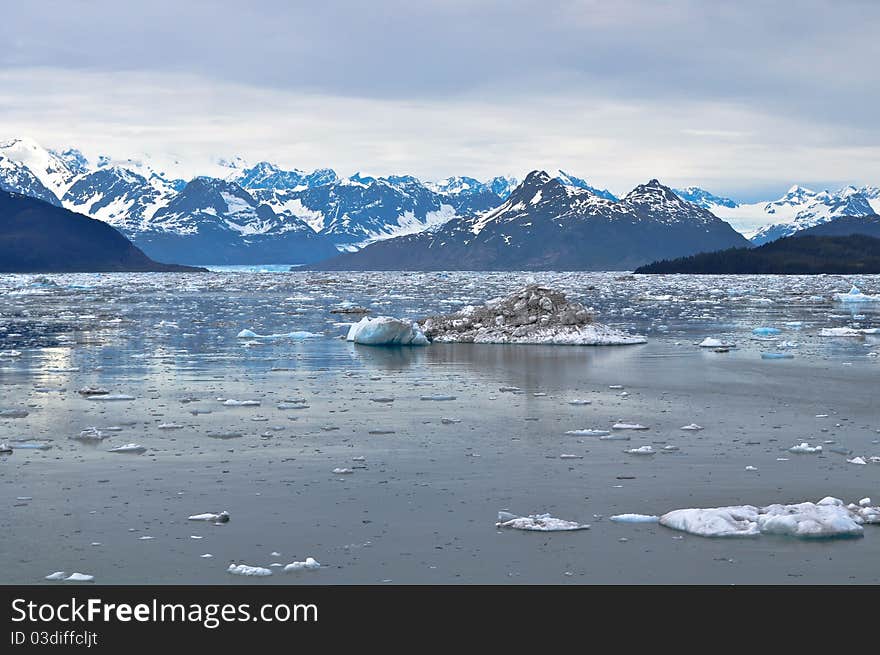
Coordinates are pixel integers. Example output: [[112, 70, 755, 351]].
[[310, 171, 750, 271], [2, 136, 879, 267]]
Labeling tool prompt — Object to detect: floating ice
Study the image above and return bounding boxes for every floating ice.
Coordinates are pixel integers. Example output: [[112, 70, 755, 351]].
[[227, 563, 272, 577], [420, 395, 456, 401], [223, 399, 260, 407], [565, 429, 610, 437], [753, 327, 781, 335], [188, 511, 230, 523], [108, 443, 147, 454], [762, 352, 794, 359], [626, 445, 655, 455], [833, 285, 880, 303], [789, 442, 822, 454], [680, 424, 704, 431], [73, 428, 108, 442], [77, 387, 109, 396], [45, 571, 94, 582], [346, 316, 429, 346], [332, 467, 353, 474], [236, 329, 318, 339], [612, 422, 649, 430], [421, 285, 646, 345], [283, 557, 321, 572], [657, 497, 878, 539], [610, 513, 659, 523], [158, 423, 184, 430], [559, 453, 583, 459], [567, 399, 592, 406], [698, 338, 735, 348], [86, 394, 135, 401], [496, 511, 590, 531], [819, 327, 875, 337]]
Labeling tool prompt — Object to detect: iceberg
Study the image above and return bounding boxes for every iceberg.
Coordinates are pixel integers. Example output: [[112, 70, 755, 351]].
[[833, 285, 880, 303], [610, 514, 660, 523], [420, 285, 646, 345], [656, 497, 878, 539], [698, 337, 735, 348], [188, 511, 230, 523], [346, 316, 429, 346]]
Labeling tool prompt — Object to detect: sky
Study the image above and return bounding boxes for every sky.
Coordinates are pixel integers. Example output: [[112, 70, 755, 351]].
[[2, 0, 879, 201]]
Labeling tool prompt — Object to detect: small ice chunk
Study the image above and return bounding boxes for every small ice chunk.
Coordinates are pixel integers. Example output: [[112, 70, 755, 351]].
[[613, 422, 649, 430], [188, 511, 230, 523], [847, 457, 867, 465], [680, 424, 703, 431], [565, 429, 610, 437], [223, 399, 261, 407], [496, 511, 590, 531], [283, 557, 321, 572], [698, 337, 735, 348], [609, 514, 659, 523], [108, 443, 147, 454], [567, 399, 592, 406], [332, 467, 353, 474], [64, 572, 94, 582], [789, 442, 822, 454], [45, 571, 67, 580], [626, 445, 655, 455], [660, 506, 761, 538], [227, 563, 272, 577]]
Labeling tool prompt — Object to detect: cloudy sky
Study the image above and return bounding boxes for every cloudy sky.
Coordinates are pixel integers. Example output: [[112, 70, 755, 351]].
[[3, 0, 878, 200]]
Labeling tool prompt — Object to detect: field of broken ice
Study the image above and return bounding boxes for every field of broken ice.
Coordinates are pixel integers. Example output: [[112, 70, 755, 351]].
[[1, 271, 879, 584]]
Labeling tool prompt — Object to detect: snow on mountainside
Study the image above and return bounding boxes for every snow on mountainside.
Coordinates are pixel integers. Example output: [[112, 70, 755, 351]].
[[230, 162, 337, 190], [673, 186, 737, 209], [0, 137, 78, 198], [0, 156, 61, 206], [62, 166, 176, 231], [311, 171, 750, 271]]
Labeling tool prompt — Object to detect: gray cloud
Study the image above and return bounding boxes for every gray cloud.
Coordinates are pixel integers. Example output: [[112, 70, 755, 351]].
[[2, 1, 879, 199]]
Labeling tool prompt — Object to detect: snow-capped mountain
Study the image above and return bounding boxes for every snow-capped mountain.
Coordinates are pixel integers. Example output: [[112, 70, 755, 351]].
[[0, 156, 61, 206], [681, 184, 880, 243], [311, 171, 750, 271], [0, 137, 78, 199], [552, 170, 618, 201], [133, 177, 336, 264], [230, 162, 337, 190], [61, 166, 175, 231], [673, 187, 737, 209]]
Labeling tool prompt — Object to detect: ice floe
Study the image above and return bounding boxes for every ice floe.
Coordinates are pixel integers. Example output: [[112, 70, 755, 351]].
[[612, 422, 649, 430], [833, 285, 880, 303], [680, 423, 704, 431], [496, 511, 590, 531], [346, 316, 429, 346], [698, 337, 735, 348], [610, 513, 660, 523], [283, 557, 321, 572], [108, 443, 147, 454], [227, 563, 272, 577], [789, 442, 822, 454], [236, 329, 317, 339], [565, 429, 610, 437], [656, 496, 879, 539], [45, 571, 94, 582], [188, 511, 230, 523]]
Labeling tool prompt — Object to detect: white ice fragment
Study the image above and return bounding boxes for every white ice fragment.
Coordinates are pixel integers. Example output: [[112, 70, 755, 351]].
[[660, 506, 761, 538], [187, 511, 230, 523], [346, 316, 429, 346], [789, 442, 822, 454], [237, 329, 317, 339], [612, 422, 649, 430], [496, 511, 590, 531], [847, 456, 867, 465], [565, 429, 610, 437], [680, 424, 704, 431], [332, 467, 353, 474], [108, 443, 147, 454], [626, 445, 655, 455], [609, 514, 659, 523], [698, 337, 735, 348], [85, 394, 135, 401], [223, 399, 261, 406], [227, 563, 272, 577], [64, 572, 94, 582], [833, 285, 880, 303], [44, 571, 67, 580], [567, 399, 592, 406], [283, 557, 321, 572]]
